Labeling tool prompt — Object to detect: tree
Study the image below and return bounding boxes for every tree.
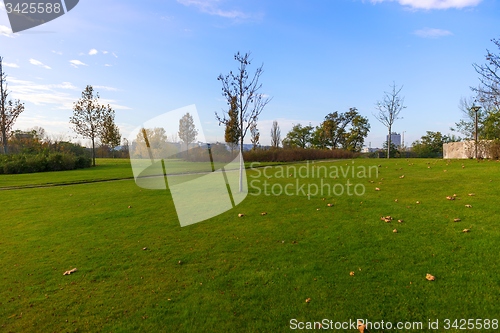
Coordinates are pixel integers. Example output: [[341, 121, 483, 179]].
[[101, 114, 121, 158], [270, 120, 281, 148], [374, 82, 406, 159], [250, 122, 260, 149], [0, 57, 25, 154], [216, 52, 271, 191], [178, 112, 198, 154], [224, 96, 240, 153], [70, 85, 114, 166], [283, 123, 314, 148], [343, 112, 370, 152], [412, 131, 456, 158], [472, 38, 500, 107]]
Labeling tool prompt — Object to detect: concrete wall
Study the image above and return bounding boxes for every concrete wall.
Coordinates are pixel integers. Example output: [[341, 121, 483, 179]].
[[443, 140, 492, 159]]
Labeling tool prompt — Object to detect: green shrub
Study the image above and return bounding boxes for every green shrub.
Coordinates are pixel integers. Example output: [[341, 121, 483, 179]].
[[0, 152, 91, 174]]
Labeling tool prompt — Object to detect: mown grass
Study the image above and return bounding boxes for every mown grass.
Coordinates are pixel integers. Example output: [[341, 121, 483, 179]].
[[0, 158, 499, 332]]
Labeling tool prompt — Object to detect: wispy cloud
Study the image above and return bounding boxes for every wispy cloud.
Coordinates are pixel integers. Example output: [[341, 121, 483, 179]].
[[69, 60, 88, 68], [52, 50, 63, 55], [7, 77, 78, 109], [0, 25, 15, 38], [29, 59, 51, 69], [369, 0, 482, 10], [177, 0, 254, 20], [3, 62, 19, 68], [89, 48, 98, 55], [414, 27, 453, 38], [94, 85, 118, 92]]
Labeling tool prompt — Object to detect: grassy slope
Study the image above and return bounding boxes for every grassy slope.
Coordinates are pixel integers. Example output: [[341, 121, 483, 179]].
[[0, 158, 499, 332]]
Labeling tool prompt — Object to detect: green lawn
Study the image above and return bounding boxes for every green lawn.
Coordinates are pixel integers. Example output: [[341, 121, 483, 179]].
[[0, 158, 499, 332]]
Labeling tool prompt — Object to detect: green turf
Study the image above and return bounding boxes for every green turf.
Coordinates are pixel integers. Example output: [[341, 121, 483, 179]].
[[0, 158, 499, 332]]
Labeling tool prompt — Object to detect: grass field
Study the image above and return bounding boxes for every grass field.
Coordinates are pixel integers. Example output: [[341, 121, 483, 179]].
[[1, 158, 499, 332]]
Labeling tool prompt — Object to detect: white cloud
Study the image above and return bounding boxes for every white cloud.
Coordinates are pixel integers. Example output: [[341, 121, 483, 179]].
[[52, 50, 63, 55], [112, 52, 118, 58], [369, 0, 482, 9], [0, 25, 15, 38], [69, 60, 88, 68], [7, 77, 78, 109], [0, 2, 5, 12], [414, 27, 453, 38], [104, 64, 112, 67], [3, 62, 19, 68], [94, 85, 118, 92], [102, 51, 109, 54], [89, 49, 98, 55], [29, 59, 51, 69], [177, 0, 252, 20]]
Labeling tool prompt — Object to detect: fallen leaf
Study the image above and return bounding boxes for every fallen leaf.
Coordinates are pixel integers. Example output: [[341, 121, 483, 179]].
[[63, 268, 78, 276], [468, 193, 475, 196], [375, 187, 380, 191], [142, 247, 147, 251], [358, 321, 366, 333], [453, 218, 461, 222], [397, 219, 403, 223], [399, 175, 405, 179], [463, 229, 470, 233], [465, 204, 472, 208], [426, 273, 435, 281], [261, 212, 267, 216], [446, 196, 455, 201], [393, 229, 398, 233], [327, 203, 333, 207], [350, 271, 355, 276], [395, 199, 398, 202], [238, 213, 245, 217], [416, 201, 421, 204], [305, 298, 311, 303]]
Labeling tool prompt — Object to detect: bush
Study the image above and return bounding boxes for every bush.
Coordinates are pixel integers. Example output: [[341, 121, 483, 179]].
[[243, 147, 357, 163], [0, 152, 91, 174]]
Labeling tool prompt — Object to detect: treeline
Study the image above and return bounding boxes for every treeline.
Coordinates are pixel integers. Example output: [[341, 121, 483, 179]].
[[0, 128, 93, 174]]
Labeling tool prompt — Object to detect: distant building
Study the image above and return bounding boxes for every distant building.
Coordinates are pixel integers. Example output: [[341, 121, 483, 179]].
[[387, 132, 401, 148]]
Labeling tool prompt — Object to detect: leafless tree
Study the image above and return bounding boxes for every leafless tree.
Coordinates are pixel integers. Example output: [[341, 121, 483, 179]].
[[0, 57, 25, 154], [216, 52, 271, 191], [472, 38, 500, 107], [270, 120, 281, 148], [250, 121, 260, 150], [373, 82, 406, 158]]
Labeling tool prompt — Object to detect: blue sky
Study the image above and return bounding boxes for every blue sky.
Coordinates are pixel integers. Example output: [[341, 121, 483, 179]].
[[1, 0, 499, 147]]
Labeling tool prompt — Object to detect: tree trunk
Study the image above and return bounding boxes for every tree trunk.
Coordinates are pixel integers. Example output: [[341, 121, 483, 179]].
[[239, 136, 243, 192], [92, 137, 96, 166], [387, 126, 391, 159]]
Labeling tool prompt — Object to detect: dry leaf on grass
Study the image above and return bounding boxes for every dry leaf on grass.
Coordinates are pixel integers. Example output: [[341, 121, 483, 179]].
[[446, 196, 455, 201], [305, 298, 311, 303], [416, 201, 421, 204], [261, 212, 267, 216], [453, 218, 461, 222], [358, 321, 366, 333], [398, 219, 403, 223], [238, 213, 245, 217], [375, 187, 380, 191], [468, 193, 475, 196], [63, 268, 77, 276], [395, 199, 398, 202], [393, 229, 398, 233], [465, 204, 472, 208], [399, 175, 405, 179], [350, 271, 355, 276], [426, 273, 435, 281], [463, 229, 470, 233], [327, 203, 333, 207]]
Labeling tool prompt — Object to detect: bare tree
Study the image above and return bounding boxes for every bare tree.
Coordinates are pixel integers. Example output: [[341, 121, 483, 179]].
[[472, 38, 500, 107], [270, 120, 281, 148], [0, 57, 25, 154], [216, 52, 271, 191], [374, 82, 406, 158], [70, 85, 114, 166]]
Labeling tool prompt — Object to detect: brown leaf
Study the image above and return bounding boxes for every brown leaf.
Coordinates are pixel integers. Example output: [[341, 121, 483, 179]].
[[350, 271, 355, 276], [63, 268, 77, 276], [393, 229, 398, 233], [238, 213, 244, 217], [468, 193, 475, 196], [260, 212, 267, 216], [465, 204, 472, 208], [453, 218, 461, 222], [327, 203, 333, 207], [425, 273, 435, 281], [305, 298, 311, 303], [463, 229, 470, 233], [375, 187, 380, 191], [397, 219, 403, 223], [358, 321, 366, 333]]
